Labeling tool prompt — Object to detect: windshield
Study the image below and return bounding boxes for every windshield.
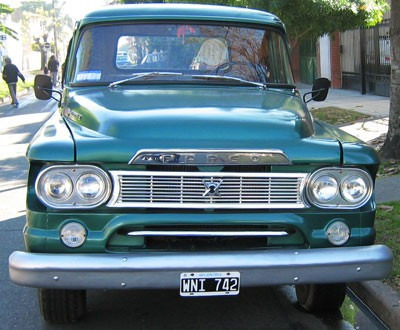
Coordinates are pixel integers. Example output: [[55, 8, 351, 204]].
[[71, 23, 294, 86]]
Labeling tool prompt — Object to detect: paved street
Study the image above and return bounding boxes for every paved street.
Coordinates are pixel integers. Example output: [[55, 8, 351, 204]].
[[0, 93, 378, 329]]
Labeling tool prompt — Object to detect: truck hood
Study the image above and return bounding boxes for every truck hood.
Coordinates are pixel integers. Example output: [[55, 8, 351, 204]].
[[64, 86, 341, 164]]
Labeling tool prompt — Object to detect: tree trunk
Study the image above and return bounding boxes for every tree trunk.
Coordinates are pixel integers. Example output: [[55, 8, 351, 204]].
[[380, 1, 400, 160]]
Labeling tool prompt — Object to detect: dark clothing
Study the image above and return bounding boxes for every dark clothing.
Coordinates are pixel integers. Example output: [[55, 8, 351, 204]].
[[2, 63, 25, 84], [47, 58, 59, 73], [3, 62, 25, 107]]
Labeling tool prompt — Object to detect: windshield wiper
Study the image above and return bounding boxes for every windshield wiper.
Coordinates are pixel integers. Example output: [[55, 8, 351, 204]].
[[108, 72, 296, 90], [191, 74, 266, 88], [264, 82, 296, 90], [192, 75, 297, 91], [108, 72, 183, 89]]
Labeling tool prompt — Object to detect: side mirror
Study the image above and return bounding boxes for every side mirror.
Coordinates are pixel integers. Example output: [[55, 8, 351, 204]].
[[34, 74, 62, 106], [34, 75, 53, 100], [303, 78, 331, 103]]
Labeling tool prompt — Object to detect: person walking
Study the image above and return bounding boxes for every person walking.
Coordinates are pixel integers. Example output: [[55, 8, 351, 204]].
[[47, 55, 59, 87], [2, 57, 25, 108]]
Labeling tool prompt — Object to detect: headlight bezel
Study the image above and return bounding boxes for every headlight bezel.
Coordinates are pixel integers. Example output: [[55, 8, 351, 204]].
[[306, 167, 373, 209], [36, 165, 111, 209]]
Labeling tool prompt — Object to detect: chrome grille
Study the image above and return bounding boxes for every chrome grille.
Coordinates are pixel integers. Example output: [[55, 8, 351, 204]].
[[107, 171, 308, 209]]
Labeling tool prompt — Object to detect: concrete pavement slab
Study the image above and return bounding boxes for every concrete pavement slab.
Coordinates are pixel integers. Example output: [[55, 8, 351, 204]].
[[298, 84, 390, 118], [340, 117, 389, 143], [375, 176, 400, 203]]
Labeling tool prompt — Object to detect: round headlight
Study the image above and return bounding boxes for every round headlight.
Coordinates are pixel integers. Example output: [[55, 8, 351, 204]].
[[311, 175, 338, 202], [77, 173, 105, 200], [43, 173, 73, 201], [60, 222, 87, 248], [341, 176, 368, 203], [36, 165, 111, 208], [326, 221, 350, 246]]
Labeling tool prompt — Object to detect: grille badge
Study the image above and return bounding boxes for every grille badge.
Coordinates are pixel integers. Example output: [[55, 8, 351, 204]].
[[202, 179, 223, 197]]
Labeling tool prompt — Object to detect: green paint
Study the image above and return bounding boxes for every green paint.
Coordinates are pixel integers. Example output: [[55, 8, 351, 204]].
[[25, 4, 380, 261]]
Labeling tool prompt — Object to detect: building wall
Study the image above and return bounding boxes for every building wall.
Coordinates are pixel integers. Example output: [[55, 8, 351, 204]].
[[319, 35, 331, 81], [330, 32, 342, 88]]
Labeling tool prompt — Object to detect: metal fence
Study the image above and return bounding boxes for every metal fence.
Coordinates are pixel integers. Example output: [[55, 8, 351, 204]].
[[341, 22, 391, 97]]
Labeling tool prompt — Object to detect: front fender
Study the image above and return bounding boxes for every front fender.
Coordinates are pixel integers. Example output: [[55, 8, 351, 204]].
[[26, 110, 75, 162]]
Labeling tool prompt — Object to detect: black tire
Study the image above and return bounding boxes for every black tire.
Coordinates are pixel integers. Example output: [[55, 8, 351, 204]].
[[38, 288, 87, 323], [295, 283, 346, 312]]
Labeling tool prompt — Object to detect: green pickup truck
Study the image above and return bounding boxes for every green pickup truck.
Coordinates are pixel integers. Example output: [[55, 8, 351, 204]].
[[9, 4, 392, 323]]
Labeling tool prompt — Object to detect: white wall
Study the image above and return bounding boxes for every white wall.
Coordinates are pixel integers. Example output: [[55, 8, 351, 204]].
[[319, 35, 332, 81]]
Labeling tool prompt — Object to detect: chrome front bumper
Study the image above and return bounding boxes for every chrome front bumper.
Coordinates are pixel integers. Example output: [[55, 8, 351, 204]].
[[9, 245, 393, 290]]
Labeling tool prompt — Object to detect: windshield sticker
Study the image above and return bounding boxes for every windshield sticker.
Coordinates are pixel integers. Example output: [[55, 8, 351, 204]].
[[76, 71, 102, 81]]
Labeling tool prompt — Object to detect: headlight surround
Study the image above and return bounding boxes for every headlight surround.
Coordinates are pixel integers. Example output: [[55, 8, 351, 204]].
[[306, 168, 373, 209], [36, 165, 111, 209]]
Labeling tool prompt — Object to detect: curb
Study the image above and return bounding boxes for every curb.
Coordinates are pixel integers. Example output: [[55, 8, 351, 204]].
[[348, 281, 400, 328], [0, 87, 32, 105]]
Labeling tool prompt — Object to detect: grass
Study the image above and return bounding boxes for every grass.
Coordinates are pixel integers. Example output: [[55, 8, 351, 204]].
[[310, 106, 371, 125], [375, 201, 400, 293], [0, 80, 34, 99]]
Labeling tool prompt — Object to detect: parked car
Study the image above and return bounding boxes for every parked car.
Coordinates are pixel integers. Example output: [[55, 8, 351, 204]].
[[9, 4, 392, 323]]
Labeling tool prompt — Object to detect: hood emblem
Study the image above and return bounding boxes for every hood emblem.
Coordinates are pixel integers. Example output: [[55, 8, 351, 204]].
[[129, 149, 291, 165], [203, 179, 223, 197]]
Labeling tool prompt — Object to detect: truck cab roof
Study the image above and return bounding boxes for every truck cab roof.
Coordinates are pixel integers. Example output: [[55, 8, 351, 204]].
[[79, 3, 285, 31]]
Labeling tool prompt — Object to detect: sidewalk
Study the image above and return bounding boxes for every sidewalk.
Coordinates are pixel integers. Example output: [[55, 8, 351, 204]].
[[299, 83, 390, 143], [299, 84, 390, 118]]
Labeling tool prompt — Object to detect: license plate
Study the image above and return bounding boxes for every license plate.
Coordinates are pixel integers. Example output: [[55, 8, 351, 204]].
[[180, 272, 240, 297]]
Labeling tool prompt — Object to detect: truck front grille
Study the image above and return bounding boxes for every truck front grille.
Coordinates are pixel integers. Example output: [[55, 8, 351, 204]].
[[107, 171, 308, 209]]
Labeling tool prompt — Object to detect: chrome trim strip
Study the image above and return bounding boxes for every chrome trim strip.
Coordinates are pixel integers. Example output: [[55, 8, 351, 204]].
[[126, 230, 289, 237], [129, 149, 292, 165], [107, 171, 308, 209], [9, 245, 393, 289], [110, 171, 307, 178]]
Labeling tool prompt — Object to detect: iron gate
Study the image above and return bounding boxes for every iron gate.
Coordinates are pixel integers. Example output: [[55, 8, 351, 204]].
[[341, 22, 391, 97]]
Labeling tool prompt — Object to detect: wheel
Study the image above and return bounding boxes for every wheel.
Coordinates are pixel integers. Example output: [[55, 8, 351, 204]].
[[295, 283, 346, 312], [38, 288, 87, 323]]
